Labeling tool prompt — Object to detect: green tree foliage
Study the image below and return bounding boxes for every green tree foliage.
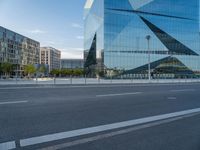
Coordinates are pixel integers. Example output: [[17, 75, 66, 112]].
[[24, 64, 36, 78], [96, 70, 104, 77], [73, 69, 84, 76], [50, 69, 60, 76], [1, 62, 13, 78], [51, 69, 84, 77], [60, 69, 70, 76], [39, 64, 47, 74]]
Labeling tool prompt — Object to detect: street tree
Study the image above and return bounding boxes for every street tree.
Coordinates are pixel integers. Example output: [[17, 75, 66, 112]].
[[1, 62, 13, 78], [39, 64, 47, 75], [50, 69, 60, 77], [73, 69, 84, 77], [24, 64, 36, 78]]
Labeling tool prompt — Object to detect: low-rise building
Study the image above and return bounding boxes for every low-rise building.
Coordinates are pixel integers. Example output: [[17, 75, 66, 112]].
[[40, 47, 61, 72], [61, 59, 84, 69]]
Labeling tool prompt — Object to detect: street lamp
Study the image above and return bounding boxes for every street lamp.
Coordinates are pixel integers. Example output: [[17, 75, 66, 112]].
[[146, 35, 151, 81]]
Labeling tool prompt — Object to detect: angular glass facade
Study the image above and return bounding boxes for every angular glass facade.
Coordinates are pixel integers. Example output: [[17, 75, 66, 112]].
[[84, 0, 200, 78]]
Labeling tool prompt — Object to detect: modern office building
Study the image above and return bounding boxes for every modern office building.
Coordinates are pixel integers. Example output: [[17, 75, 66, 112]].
[[61, 59, 84, 69], [84, 0, 200, 78], [40, 47, 61, 72], [0, 26, 40, 75]]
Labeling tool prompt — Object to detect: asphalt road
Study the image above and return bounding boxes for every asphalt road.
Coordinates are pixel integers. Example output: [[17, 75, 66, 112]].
[[0, 83, 200, 150]]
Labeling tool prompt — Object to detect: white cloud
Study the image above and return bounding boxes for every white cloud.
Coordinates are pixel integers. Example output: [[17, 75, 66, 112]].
[[63, 47, 84, 51], [29, 29, 46, 34], [76, 36, 84, 40], [71, 23, 83, 29], [61, 48, 84, 59], [43, 41, 55, 45]]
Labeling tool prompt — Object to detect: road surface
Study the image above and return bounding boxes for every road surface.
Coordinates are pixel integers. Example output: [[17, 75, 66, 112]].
[[0, 83, 200, 150]]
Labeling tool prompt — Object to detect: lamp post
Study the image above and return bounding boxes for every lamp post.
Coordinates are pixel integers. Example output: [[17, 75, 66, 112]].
[[146, 35, 151, 81]]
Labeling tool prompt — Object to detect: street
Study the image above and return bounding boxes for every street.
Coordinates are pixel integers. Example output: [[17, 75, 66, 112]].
[[0, 83, 200, 150]]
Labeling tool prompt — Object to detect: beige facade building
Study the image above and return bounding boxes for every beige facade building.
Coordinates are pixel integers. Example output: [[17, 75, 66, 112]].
[[40, 47, 61, 72]]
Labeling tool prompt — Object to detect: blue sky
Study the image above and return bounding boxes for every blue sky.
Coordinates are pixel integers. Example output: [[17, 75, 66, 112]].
[[0, 0, 86, 58]]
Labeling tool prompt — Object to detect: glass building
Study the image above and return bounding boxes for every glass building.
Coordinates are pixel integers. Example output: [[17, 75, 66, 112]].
[[84, 0, 200, 78], [61, 59, 84, 69]]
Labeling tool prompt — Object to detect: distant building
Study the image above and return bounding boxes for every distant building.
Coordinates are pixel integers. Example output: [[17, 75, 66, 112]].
[[40, 47, 61, 72], [61, 59, 84, 69], [0, 26, 40, 75]]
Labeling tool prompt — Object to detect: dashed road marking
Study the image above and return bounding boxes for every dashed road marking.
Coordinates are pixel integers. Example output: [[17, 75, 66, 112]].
[[0, 101, 28, 105], [168, 97, 177, 100], [0, 141, 16, 150], [170, 89, 195, 92], [96, 92, 142, 97]]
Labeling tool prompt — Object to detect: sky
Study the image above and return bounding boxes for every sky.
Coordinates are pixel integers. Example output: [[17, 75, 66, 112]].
[[0, 0, 86, 59]]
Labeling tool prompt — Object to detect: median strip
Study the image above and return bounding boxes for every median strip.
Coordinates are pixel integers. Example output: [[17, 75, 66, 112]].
[[20, 107, 200, 147]]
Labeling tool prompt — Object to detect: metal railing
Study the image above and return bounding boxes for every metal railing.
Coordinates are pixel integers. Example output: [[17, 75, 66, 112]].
[[0, 76, 200, 85]]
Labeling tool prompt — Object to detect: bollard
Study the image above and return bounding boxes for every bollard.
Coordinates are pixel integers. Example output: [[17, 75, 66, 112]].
[[16, 76, 18, 84], [84, 75, 87, 85], [53, 77, 56, 85], [36, 76, 38, 85], [98, 77, 100, 84], [70, 75, 72, 85]]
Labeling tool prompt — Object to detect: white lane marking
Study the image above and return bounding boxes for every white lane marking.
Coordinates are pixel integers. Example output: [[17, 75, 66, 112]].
[[38, 112, 200, 150], [168, 97, 177, 100], [20, 107, 200, 147], [0, 141, 16, 150], [96, 92, 142, 97], [170, 89, 195, 92], [0, 101, 28, 105]]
